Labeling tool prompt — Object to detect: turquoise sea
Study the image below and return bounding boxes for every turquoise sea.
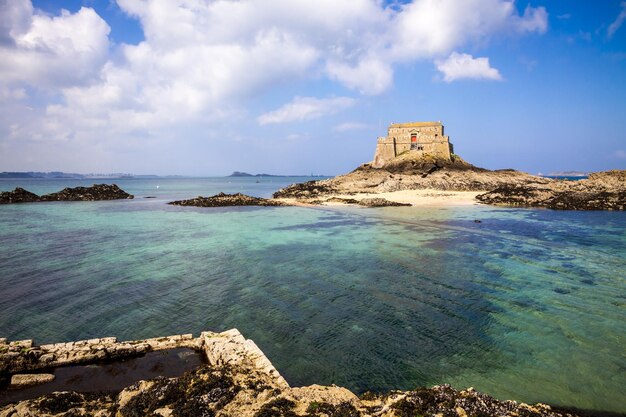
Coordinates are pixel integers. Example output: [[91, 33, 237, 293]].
[[0, 177, 625, 412]]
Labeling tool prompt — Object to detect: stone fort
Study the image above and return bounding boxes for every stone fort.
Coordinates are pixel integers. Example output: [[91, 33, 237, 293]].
[[372, 121, 454, 168]]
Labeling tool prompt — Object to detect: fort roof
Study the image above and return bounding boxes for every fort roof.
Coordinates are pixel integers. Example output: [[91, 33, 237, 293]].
[[389, 121, 442, 128]]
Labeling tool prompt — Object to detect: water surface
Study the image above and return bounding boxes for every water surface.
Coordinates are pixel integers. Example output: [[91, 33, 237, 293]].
[[0, 178, 624, 412]]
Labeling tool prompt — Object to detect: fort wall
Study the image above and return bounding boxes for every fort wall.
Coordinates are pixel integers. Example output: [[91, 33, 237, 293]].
[[373, 121, 454, 168]]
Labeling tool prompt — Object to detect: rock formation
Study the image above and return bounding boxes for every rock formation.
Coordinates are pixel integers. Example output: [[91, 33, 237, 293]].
[[0, 330, 583, 417], [0, 335, 198, 378], [0, 184, 133, 204], [476, 170, 626, 210], [40, 184, 133, 201], [273, 150, 626, 211], [0, 188, 40, 204], [274, 153, 548, 201], [169, 192, 288, 207]]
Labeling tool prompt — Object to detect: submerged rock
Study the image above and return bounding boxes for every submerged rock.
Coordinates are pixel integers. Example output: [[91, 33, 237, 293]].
[[0, 188, 41, 204], [40, 184, 133, 201], [169, 192, 288, 207]]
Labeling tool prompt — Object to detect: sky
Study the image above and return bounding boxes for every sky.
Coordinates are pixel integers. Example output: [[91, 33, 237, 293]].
[[0, 0, 625, 176]]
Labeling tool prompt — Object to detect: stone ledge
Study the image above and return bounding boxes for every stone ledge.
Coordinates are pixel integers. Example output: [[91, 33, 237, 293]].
[[10, 373, 55, 388], [1, 329, 286, 391], [0, 333, 204, 376]]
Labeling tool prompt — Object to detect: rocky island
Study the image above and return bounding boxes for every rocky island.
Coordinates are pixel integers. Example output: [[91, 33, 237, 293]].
[[273, 122, 625, 210], [1, 331, 584, 417], [0, 184, 133, 204]]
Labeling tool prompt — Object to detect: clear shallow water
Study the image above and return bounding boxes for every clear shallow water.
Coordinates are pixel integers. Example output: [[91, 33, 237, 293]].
[[0, 178, 625, 412]]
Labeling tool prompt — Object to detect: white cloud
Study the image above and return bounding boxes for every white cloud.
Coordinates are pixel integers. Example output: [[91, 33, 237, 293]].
[[326, 57, 393, 95], [389, 0, 547, 60], [436, 52, 502, 82], [0, 0, 33, 44], [608, 2, 626, 39], [257, 97, 355, 125], [513, 5, 548, 34], [0, 0, 549, 170], [0, 6, 110, 88], [333, 122, 371, 132]]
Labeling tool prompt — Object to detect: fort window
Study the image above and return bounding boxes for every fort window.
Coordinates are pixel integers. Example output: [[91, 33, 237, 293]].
[[410, 133, 417, 150]]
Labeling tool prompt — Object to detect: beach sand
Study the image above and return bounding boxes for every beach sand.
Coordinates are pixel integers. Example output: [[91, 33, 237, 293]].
[[276, 189, 482, 207]]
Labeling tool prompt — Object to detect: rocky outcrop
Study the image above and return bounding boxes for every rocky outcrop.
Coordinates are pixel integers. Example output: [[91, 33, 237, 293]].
[[0, 330, 583, 417], [477, 170, 626, 210], [273, 181, 340, 199], [0, 184, 133, 204], [274, 153, 548, 201], [274, 151, 625, 211], [169, 192, 288, 207], [358, 198, 411, 207], [0, 188, 41, 204], [40, 184, 133, 201]]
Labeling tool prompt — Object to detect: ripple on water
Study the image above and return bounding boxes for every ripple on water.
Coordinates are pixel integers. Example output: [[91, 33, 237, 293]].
[[0, 188, 624, 412]]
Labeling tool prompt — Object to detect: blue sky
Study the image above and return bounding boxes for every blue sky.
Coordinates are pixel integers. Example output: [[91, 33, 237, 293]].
[[0, 0, 625, 175]]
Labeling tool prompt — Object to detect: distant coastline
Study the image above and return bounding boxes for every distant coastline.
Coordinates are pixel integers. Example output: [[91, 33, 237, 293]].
[[228, 171, 327, 177], [0, 171, 329, 179], [0, 171, 171, 179]]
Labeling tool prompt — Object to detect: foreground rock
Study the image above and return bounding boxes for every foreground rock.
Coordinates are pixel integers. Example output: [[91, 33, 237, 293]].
[[0, 184, 133, 204], [0, 188, 40, 204], [169, 192, 288, 207], [477, 170, 626, 210], [40, 184, 133, 201], [1, 330, 582, 417], [0, 335, 198, 376]]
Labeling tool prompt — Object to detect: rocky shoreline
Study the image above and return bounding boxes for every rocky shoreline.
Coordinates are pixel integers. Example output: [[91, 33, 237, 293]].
[[1, 331, 586, 417], [1, 164, 624, 211], [476, 170, 626, 210], [0, 184, 133, 204], [272, 153, 626, 211]]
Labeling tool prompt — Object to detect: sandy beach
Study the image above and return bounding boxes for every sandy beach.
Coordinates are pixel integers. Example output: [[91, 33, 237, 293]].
[[276, 189, 482, 207]]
